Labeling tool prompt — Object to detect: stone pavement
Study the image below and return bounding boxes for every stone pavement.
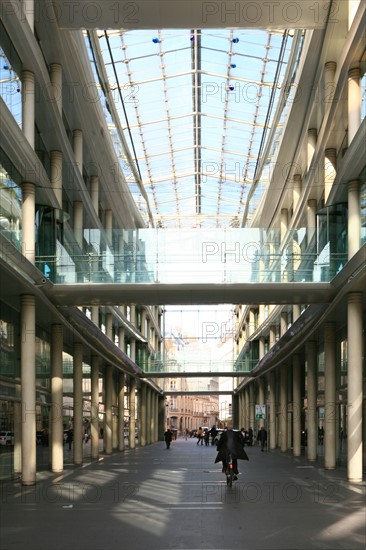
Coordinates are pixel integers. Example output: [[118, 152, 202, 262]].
[[0, 437, 365, 550]]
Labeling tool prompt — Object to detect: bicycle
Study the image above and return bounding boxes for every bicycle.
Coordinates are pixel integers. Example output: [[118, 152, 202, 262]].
[[225, 453, 237, 487]]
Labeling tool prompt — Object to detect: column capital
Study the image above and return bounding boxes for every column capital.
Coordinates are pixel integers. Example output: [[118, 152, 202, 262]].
[[22, 69, 35, 82], [348, 67, 360, 80], [347, 291, 363, 305], [348, 180, 360, 192], [50, 150, 63, 161], [20, 294, 36, 307], [21, 182, 36, 195], [324, 147, 337, 159], [308, 127, 317, 138], [325, 61, 337, 72], [50, 62, 62, 73]]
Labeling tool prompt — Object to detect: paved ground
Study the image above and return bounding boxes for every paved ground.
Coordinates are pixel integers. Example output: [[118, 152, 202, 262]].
[[0, 438, 365, 550]]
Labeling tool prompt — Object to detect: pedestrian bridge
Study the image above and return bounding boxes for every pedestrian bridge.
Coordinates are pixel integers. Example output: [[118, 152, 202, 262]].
[[31, 227, 348, 305]]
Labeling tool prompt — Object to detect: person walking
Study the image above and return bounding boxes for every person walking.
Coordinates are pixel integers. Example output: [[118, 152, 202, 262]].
[[196, 427, 204, 445], [257, 426, 268, 451], [164, 429, 173, 449], [66, 429, 73, 451], [210, 425, 218, 445]]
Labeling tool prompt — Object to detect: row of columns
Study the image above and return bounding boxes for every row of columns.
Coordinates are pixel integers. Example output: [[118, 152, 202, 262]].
[[19, 308, 162, 485], [236, 292, 363, 482]]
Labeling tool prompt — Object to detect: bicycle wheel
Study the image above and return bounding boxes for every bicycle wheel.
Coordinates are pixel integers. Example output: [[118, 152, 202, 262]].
[[227, 473, 233, 487]]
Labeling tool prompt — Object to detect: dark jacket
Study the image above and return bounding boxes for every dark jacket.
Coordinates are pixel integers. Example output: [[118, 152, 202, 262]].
[[215, 429, 249, 463], [164, 430, 172, 442]]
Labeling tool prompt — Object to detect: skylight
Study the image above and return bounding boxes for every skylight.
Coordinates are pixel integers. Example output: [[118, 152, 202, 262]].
[[86, 28, 302, 228]]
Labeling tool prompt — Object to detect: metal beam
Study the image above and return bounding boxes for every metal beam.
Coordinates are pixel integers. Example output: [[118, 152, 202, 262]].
[[50, 1, 329, 30]]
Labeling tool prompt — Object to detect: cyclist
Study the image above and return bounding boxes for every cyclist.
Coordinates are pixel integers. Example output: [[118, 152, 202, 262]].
[[215, 424, 249, 479]]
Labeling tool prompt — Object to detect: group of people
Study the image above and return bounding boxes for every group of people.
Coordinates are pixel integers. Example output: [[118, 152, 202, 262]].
[[164, 424, 268, 480], [196, 426, 217, 446]]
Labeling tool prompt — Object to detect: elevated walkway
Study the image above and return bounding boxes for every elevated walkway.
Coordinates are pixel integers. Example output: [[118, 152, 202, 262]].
[[33, 227, 348, 305]]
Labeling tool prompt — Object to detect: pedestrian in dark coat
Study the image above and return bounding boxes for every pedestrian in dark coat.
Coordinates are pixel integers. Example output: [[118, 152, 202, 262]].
[[257, 426, 267, 451], [215, 425, 249, 475], [164, 429, 173, 449]]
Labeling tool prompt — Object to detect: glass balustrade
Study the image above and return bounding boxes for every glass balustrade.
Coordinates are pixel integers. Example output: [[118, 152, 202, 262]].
[[140, 355, 254, 375], [32, 227, 348, 284]]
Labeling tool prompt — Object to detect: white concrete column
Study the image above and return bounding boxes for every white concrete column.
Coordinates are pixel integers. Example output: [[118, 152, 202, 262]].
[[248, 309, 255, 336], [348, 180, 361, 259], [281, 210, 289, 280], [307, 199, 317, 247], [50, 63, 62, 116], [258, 304, 265, 325], [104, 366, 113, 454], [112, 372, 118, 450], [280, 311, 287, 337], [347, 292, 363, 482], [22, 70, 35, 149], [280, 364, 288, 452], [90, 355, 99, 459], [307, 128, 317, 171], [306, 341, 318, 461], [292, 174, 302, 212], [259, 337, 265, 360], [244, 390, 249, 430], [20, 295, 36, 485], [323, 61, 337, 104], [130, 338, 136, 362], [105, 209, 113, 244], [257, 379, 265, 430], [140, 383, 147, 447], [129, 378, 137, 449], [268, 371, 276, 450], [151, 392, 156, 443], [73, 129, 83, 175], [155, 393, 160, 442], [141, 310, 147, 338], [50, 151, 63, 207], [292, 304, 301, 322], [292, 355, 301, 457], [21, 183, 35, 264], [13, 394, 22, 474], [249, 384, 255, 434], [50, 324, 63, 472], [324, 323, 336, 469], [238, 391, 244, 428], [73, 342, 83, 465], [130, 304, 136, 325], [118, 372, 125, 451], [146, 387, 152, 445], [118, 326, 125, 353], [91, 306, 99, 326], [73, 201, 83, 249], [90, 175, 99, 215], [348, 67, 361, 145], [324, 148, 337, 204], [105, 312, 113, 341], [269, 325, 276, 348], [280, 209, 288, 242]]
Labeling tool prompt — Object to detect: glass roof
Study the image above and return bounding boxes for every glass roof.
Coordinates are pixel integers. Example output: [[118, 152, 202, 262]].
[[86, 28, 302, 228]]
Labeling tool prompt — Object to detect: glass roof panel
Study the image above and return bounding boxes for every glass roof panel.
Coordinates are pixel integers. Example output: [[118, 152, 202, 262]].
[[87, 27, 301, 228]]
